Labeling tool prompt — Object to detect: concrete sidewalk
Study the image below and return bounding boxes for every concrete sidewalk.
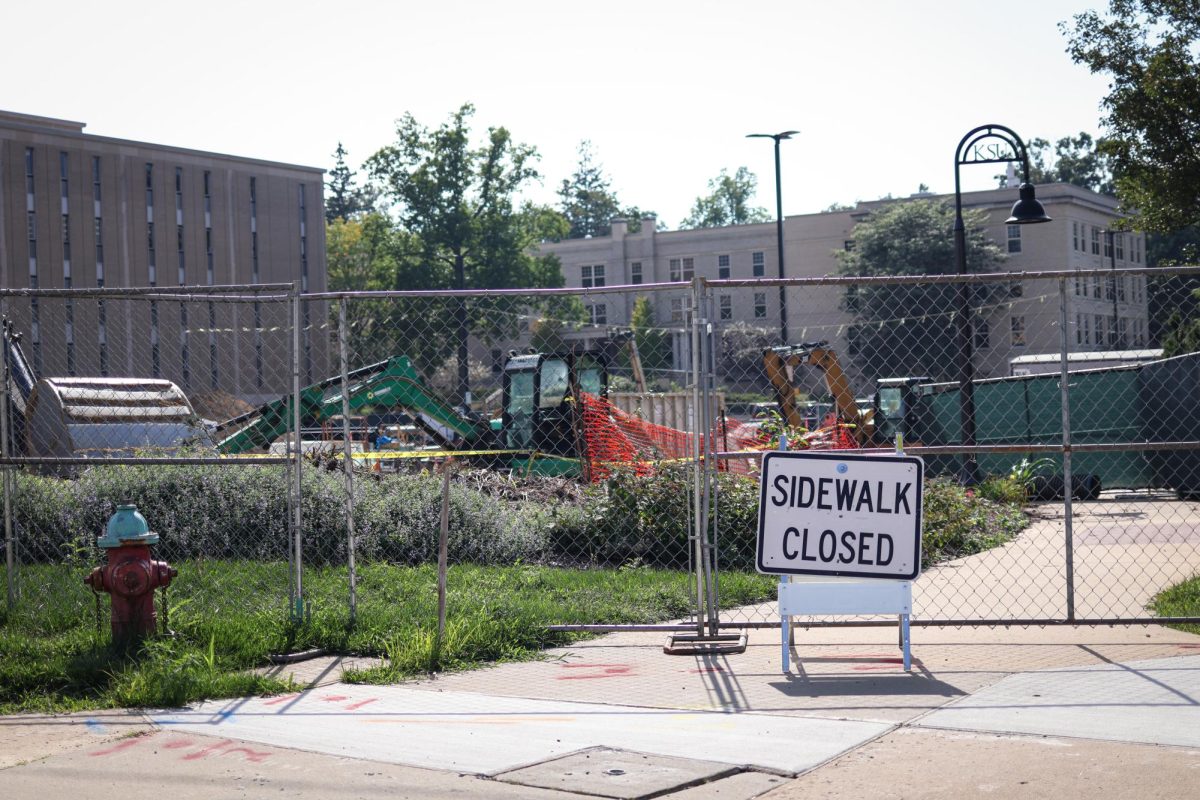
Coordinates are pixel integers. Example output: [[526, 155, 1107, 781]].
[[3, 623, 1199, 799]]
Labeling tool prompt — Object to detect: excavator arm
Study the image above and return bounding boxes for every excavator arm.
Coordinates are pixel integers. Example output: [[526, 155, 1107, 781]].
[[763, 341, 873, 445], [218, 355, 488, 454]]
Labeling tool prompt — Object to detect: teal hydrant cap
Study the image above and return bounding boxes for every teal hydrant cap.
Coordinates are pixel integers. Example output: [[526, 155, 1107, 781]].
[[98, 504, 159, 547]]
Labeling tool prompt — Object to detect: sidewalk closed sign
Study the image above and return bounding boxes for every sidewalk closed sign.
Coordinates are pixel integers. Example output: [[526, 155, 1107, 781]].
[[757, 451, 923, 580]]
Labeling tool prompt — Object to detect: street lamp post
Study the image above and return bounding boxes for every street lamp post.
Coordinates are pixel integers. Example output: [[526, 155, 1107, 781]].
[[953, 125, 1051, 485], [748, 130, 799, 344]]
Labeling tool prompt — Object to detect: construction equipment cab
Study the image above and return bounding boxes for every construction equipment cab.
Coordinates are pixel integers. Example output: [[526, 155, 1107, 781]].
[[502, 351, 606, 470]]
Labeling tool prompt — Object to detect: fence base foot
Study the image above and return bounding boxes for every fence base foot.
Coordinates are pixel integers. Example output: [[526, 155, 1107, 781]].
[[663, 631, 747, 655]]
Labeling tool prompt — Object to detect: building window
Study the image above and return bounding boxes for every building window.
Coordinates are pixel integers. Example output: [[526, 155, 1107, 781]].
[[1072, 222, 1080, 251], [668, 257, 695, 282], [718, 254, 730, 279], [1091, 226, 1101, 255], [1082, 314, 1091, 345], [1007, 224, 1022, 254], [1105, 276, 1115, 301], [670, 297, 692, 324], [719, 295, 732, 320], [974, 320, 990, 349], [1076, 313, 1083, 345], [754, 292, 767, 318], [752, 251, 765, 277], [60, 151, 69, 201], [1115, 233, 1125, 261], [1103, 232, 1113, 259], [587, 303, 607, 325], [1118, 317, 1128, 346], [25, 147, 35, 196], [1118, 277, 1127, 303], [581, 264, 605, 288], [62, 214, 71, 269], [1092, 275, 1101, 299], [145, 163, 154, 212], [630, 261, 642, 284], [1010, 315, 1026, 347], [1095, 315, 1106, 347]]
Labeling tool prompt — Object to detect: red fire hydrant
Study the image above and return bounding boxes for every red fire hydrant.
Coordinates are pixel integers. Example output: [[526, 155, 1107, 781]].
[[84, 504, 177, 647]]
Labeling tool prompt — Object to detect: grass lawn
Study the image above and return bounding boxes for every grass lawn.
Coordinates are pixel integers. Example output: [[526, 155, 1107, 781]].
[[1151, 574, 1200, 636], [0, 561, 775, 714]]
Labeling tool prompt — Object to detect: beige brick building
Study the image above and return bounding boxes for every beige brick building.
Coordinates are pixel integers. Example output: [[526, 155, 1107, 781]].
[[0, 110, 327, 402], [537, 183, 1147, 388]]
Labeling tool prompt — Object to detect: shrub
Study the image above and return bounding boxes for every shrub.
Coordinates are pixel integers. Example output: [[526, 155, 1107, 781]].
[[10, 464, 1026, 573]]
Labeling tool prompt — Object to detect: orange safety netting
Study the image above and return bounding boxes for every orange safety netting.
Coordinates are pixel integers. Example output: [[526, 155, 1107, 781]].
[[580, 393, 859, 481]]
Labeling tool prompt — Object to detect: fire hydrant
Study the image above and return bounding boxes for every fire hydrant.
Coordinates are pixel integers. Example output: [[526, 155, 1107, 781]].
[[84, 504, 177, 647]]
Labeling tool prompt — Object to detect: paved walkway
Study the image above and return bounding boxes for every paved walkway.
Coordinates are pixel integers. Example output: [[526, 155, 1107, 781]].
[[4, 495, 1200, 797], [3, 623, 1199, 799]]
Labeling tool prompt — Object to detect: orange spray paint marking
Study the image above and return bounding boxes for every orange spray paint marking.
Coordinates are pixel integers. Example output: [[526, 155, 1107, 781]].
[[88, 737, 145, 757], [343, 698, 379, 711]]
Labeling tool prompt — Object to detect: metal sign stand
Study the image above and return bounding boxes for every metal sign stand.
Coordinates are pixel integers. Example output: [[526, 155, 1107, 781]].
[[774, 434, 916, 673]]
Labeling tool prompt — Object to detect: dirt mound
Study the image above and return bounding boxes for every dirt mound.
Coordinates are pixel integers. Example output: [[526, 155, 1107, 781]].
[[191, 390, 255, 421]]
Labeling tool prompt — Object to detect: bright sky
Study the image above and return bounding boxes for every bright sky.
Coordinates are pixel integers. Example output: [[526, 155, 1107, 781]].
[[2, 0, 1112, 228]]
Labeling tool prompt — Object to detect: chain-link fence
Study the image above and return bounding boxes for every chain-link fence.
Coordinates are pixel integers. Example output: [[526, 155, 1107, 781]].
[[4, 269, 1200, 644], [1, 285, 302, 631], [705, 266, 1200, 628]]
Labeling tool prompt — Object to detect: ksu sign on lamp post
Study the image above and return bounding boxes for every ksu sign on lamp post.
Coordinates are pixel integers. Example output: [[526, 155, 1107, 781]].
[[756, 451, 924, 672]]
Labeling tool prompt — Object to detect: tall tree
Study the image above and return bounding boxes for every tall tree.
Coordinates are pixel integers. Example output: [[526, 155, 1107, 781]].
[[680, 167, 771, 229], [836, 200, 1005, 383], [558, 141, 623, 239], [366, 104, 564, 403], [1063, 2, 1200, 231], [557, 141, 661, 238], [325, 143, 376, 223]]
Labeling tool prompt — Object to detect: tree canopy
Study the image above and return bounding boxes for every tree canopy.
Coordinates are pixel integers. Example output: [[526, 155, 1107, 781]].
[[365, 104, 565, 402], [1063, 2, 1200, 231], [680, 167, 772, 229], [999, 132, 1114, 195], [325, 143, 377, 223], [836, 200, 1005, 382], [557, 141, 660, 238], [558, 141, 623, 239]]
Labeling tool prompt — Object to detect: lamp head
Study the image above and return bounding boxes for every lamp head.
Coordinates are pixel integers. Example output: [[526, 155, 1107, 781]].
[[1006, 183, 1051, 224], [747, 130, 800, 141]]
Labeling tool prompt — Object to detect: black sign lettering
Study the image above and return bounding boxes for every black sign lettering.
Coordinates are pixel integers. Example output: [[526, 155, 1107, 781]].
[[783, 527, 801, 559], [839, 531, 856, 563], [818, 529, 837, 561]]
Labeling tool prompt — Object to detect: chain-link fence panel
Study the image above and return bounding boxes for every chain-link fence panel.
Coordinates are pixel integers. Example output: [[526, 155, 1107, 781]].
[[303, 284, 742, 638], [705, 268, 1200, 627], [1, 286, 300, 635]]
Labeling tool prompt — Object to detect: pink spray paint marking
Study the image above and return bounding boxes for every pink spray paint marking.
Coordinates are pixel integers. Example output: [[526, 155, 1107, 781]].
[[88, 737, 145, 757]]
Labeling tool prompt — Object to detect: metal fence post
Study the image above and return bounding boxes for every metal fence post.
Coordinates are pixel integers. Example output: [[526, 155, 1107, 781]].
[[2, 312, 15, 611], [1058, 278, 1076, 622], [291, 283, 304, 621], [689, 277, 706, 637], [699, 286, 720, 635], [338, 298, 357, 625]]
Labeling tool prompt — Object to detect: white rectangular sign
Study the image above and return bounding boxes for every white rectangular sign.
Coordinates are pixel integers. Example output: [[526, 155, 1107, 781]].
[[757, 451, 923, 580]]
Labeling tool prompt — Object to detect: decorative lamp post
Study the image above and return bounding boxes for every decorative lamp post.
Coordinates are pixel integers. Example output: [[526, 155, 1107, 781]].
[[747, 130, 799, 344], [953, 125, 1051, 485]]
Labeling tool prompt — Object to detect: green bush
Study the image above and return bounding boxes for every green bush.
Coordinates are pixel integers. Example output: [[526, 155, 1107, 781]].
[[10, 464, 1026, 573], [12, 465, 548, 567]]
